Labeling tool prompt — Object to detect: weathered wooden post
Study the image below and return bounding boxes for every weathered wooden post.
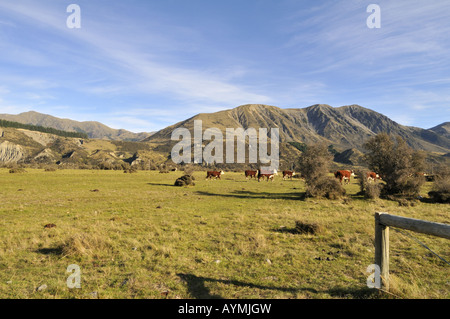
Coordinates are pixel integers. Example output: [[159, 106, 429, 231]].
[[375, 212, 390, 290], [374, 212, 450, 292]]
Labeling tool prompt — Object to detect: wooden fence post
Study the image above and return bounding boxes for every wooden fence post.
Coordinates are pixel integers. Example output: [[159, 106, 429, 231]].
[[375, 212, 390, 290], [374, 212, 450, 292]]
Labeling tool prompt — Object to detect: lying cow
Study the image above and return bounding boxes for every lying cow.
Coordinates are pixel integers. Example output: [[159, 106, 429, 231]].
[[334, 170, 355, 185], [282, 170, 296, 180], [245, 170, 258, 179], [206, 170, 224, 180]]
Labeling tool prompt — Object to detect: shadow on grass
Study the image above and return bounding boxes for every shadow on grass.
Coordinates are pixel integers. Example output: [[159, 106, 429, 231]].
[[177, 273, 381, 299], [35, 247, 64, 256], [147, 182, 177, 187], [194, 190, 307, 201], [271, 227, 300, 235], [326, 287, 383, 299], [177, 273, 318, 299]]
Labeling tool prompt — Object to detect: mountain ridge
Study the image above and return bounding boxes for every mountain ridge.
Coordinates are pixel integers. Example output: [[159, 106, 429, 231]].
[[0, 111, 153, 142], [1, 104, 449, 169], [146, 103, 450, 154]]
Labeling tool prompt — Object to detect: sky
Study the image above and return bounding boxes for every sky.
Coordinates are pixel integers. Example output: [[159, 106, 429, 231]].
[[0, 0, 449, 133]]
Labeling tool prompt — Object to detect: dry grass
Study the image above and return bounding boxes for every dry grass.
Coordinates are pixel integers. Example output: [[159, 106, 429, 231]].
[[0, 168, 448, 299], [60, 233, 114, 258]]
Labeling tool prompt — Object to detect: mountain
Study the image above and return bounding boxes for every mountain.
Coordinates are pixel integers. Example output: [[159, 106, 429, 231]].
[[0, 126, 166, 168], [429, 122, 450, 139], [146, 104, 450, 154], [1, 104, 449, 169], [0, 111, 153, 141]]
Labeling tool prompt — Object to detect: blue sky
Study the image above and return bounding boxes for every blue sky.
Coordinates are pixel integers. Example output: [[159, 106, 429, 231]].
[[0, 0, 449, 132]]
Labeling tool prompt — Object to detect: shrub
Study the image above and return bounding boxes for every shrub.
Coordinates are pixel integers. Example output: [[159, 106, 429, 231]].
[[9, 168, 27, 174], [298, 143, 345, 198], [97, 161, 113, 170], [295, 221, 322, 235], [174, 175, 195, 187], [365, 182, 382, 199], [306, 176, 346, 199], [364, 133, 426, 197], [356, 169, 381, 199], [124, 166, 138, 174], [428, 167, 450, 203]]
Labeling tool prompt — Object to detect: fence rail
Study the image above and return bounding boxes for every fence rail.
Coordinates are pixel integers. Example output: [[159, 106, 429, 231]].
[[374, 212, 450, 291]]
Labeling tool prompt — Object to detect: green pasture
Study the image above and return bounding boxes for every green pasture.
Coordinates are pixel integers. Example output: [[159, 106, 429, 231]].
[[0, 169, 448, 299]]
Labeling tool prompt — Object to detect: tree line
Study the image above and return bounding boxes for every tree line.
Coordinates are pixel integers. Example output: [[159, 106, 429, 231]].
[[0, 119, 88, 139]]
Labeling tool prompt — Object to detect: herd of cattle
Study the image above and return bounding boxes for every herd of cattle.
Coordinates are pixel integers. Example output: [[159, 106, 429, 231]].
[[204, 169, 383, 183]]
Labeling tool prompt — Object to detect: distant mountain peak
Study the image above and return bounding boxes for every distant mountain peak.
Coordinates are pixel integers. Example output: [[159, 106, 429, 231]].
[[0, 111, 153, 142], [146, 103, 450, 153]]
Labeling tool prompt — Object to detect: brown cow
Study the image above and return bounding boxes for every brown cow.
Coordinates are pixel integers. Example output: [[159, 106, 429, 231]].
[[334, 170, 355, 185], [366, 171, 381, 182], [206, 170, 224, 180], [245, 170, 258, 179], [282, 170, 296, 180], [258, 168, 276, 182]]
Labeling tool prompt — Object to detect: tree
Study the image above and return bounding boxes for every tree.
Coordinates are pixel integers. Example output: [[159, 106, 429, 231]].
[[298, 143, 345, 198], [364, 133, 426, 197]]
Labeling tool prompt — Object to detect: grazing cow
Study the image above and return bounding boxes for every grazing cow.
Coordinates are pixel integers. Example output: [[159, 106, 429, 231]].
[[206, 170, 224, 180], [334, 170, 355, 185], [245, 170, 258, 179], [366, 171, 381, 182], [258, 168, 276, 182], [282, 170, 296, 180]]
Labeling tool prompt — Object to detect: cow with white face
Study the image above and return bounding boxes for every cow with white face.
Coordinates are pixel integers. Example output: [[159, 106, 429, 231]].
[[258, 168, 277, 182]]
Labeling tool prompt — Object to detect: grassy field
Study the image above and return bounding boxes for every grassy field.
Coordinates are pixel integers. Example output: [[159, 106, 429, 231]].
[[0, 168, 448, 299]]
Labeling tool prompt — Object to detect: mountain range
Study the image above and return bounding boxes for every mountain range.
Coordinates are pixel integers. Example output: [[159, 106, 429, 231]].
[[0, 111, 152, 141], [146, 104, 450, 153], [0, 104, 449, 169]]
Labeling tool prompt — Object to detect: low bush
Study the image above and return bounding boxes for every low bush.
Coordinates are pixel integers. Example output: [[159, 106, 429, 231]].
[[9, 168, 27, 173], [306, 176, 346, 199], [174, 175, 195, 187], [356, 169, 381, 199], [295, 221, 322, 235], [364, 133, 426, 197], [298, 143, 345, 199], [428, 169, 450, 203]]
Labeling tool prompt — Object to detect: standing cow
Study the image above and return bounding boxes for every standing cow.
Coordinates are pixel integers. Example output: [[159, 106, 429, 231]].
[[282, 170, 296, 180], [334, 170, 355, 185], [206, 170, 224, 180], [245, 170, 258, 179], [258, 168, 277, 182], [366, 171, 381, 182]]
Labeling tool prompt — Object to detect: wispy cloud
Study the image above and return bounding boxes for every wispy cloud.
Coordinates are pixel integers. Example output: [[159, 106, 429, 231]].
[[0, 1, 272, 110], [0, 1, 448, 131]]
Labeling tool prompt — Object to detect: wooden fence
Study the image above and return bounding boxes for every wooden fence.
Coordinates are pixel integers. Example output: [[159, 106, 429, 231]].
[[374, 212, 450, 291]]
